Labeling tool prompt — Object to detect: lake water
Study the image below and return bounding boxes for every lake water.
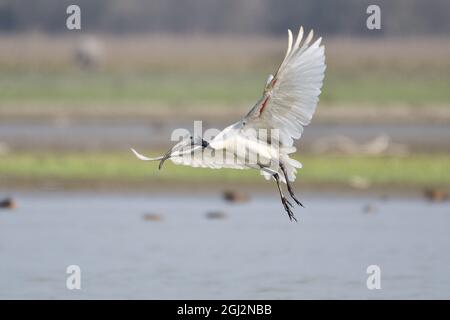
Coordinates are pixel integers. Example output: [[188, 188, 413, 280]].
[[0, 191, 449, 299]]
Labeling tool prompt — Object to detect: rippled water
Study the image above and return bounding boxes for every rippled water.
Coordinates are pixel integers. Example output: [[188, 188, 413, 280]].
[[0, 191, 449, 299]]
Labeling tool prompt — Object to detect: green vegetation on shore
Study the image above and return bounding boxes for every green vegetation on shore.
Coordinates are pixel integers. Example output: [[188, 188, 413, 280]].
[[2, 36, 450, 109], [1, 72, 450, 107], [1, 152, 449, 189]]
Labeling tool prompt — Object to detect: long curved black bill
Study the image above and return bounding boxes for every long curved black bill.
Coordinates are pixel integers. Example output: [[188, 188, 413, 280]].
[[158, 147, 173, 170]]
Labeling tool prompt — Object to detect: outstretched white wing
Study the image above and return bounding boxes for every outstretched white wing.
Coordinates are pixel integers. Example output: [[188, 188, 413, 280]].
[[170, 149, 249, 170], [243, 27, 326, 147], [131, 147, 248, 170]]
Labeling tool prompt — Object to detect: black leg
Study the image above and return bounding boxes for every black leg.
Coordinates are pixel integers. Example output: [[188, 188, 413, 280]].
[[273, 173, 297, 222], [279, 162, 304, 207]]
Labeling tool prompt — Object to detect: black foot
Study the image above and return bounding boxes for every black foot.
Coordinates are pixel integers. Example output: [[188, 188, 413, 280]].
[[280, 163, 305, 208], [281, 197, 297, 222], [289, 192, 304, 207]]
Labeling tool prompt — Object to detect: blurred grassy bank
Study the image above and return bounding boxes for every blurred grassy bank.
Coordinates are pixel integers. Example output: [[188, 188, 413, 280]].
[[2, 35, 449, 193], [1, 71, 450, 107], [1, 35, 450, 113], [1, 152, 449, 191]]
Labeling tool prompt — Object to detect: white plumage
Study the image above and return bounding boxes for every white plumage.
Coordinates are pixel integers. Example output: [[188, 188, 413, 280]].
[[131, 27, 326, 221]]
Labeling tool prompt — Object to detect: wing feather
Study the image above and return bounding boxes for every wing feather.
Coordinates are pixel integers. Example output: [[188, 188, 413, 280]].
[[132, 146, 248, 170], [243, 27, 326, 147], [170, 146, 248, 170]]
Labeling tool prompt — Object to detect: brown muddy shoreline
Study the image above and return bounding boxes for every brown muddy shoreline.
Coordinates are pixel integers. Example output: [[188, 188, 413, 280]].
[[1, 176, 445, 199]]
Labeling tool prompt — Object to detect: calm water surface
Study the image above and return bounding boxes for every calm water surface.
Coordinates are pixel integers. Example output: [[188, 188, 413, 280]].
[[0, 191, 449, 299]]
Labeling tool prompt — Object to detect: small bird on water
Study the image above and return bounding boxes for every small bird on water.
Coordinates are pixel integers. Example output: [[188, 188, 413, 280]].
[[132, 27, 326, 221]]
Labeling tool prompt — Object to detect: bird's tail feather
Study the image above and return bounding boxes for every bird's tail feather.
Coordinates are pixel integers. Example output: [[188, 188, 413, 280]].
[[282, 155, 302, 182], [259, 154, 302, 184]]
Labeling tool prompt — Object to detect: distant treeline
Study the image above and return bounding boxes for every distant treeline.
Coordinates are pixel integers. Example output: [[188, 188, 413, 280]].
[[1, 0, 449, 36]]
